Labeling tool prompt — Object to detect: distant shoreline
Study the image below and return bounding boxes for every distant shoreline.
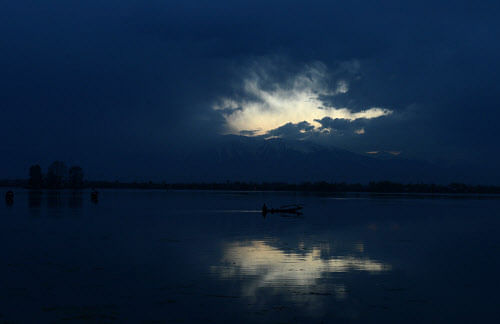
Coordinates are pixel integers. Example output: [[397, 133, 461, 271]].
[[2, 179, 500, 195]]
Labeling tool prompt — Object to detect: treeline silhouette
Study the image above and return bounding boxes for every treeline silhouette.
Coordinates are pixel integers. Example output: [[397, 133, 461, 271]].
[[157, 181, 500, 194], [2, 163, 500, 193], [10, 180, 498, 194], [27, 161, 84, 189]]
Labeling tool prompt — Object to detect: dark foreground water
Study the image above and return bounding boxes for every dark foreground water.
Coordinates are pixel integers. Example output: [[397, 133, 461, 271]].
[[1, 190, 500, 323]]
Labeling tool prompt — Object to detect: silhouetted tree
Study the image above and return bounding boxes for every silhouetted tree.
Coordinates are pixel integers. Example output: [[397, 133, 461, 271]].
[[46, 161, 67, 189], [69, 166, 84, 188], [29, 164, 43, 188]]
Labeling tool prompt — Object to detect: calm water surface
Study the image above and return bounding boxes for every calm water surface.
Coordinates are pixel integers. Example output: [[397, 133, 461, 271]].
[[1, 190, 500, 323]]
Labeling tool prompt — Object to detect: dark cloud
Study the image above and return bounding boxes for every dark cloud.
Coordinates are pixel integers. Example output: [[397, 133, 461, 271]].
[[1, 0, 500, 180], [315, 118, 366, 134], [259, 118, 370, 142], [263, 121, 315, 140]]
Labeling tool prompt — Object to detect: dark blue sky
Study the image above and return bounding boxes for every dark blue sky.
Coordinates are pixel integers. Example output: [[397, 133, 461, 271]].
[[2, 1, 500, 181]]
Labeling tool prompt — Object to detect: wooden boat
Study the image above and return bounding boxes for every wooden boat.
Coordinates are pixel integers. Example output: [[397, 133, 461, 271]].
[[262, 204, 303, 215]]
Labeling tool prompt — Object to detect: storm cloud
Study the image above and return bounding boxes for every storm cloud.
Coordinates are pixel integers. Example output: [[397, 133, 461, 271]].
[[1, 0, 500, 180]]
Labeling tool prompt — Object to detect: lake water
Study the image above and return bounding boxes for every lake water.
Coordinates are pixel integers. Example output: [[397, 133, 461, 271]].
[[1, 190, 500, 323]]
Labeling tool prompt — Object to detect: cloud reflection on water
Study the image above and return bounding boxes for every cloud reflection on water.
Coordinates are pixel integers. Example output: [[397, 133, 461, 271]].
[[211, 240, 391, 302]]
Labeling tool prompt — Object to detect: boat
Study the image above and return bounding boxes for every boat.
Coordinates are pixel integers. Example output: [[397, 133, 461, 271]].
[[262, 204, 303, 215]]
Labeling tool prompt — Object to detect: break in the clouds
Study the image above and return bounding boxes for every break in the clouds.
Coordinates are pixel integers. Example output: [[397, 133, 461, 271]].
[[213, 62, 392, 136], [2, 0, 500, 181]]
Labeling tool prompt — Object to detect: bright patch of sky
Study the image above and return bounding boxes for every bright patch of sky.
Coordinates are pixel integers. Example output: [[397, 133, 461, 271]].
[[213, 63, 392, 136]]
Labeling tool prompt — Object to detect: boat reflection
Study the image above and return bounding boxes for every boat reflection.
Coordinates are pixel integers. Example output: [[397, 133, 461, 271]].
[[211, 240, 391, 301]]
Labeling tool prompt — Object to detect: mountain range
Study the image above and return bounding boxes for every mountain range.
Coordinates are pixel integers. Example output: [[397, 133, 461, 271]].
[[164, 135, 456, 184]]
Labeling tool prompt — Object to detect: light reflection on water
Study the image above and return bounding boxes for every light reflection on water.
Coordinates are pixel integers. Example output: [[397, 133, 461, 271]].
[[211, 240, 390, 301]]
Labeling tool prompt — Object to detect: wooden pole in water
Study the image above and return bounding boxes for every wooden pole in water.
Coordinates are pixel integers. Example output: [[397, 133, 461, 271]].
[[5, 190, 14, 205]]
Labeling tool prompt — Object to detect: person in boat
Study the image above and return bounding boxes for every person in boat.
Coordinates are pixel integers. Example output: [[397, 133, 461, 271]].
[[262, 203, 268, 215]]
